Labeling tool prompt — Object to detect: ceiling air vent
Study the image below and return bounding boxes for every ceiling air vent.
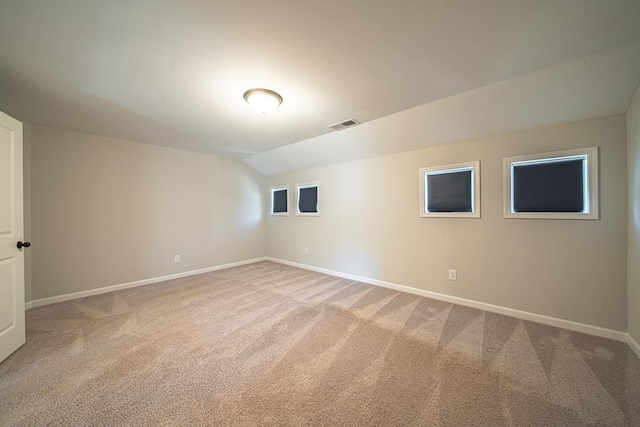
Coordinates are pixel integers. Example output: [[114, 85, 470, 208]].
[[327, 118, 360, 131]]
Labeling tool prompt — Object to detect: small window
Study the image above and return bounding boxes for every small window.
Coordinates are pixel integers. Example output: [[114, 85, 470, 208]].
[[419, 161, 480, 218], [503, 147, 599, 220], [270, 186, 289, 215], [297, 182, 319, 216]]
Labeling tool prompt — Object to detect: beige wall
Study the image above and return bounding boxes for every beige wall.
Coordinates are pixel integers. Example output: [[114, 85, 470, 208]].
[[29, 125, 266, 300], [266, 115, 628, 331], [628, 86, 640, 342]]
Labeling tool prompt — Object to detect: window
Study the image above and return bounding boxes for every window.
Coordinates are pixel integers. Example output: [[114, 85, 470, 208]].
[[419, 161, 480, 218], [296, 182, 319, 216], [270, 186, 289, 215], [503, 147, 599, 219]]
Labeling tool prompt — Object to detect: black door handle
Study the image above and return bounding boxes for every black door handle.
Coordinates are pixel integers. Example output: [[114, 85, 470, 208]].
[[17, 241, 31, 249]]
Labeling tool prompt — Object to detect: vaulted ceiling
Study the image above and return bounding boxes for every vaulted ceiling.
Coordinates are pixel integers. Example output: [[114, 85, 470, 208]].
[[1, 1, 640, 175]]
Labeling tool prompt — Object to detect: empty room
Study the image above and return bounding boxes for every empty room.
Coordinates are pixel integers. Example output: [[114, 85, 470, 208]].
[[1, 1, 640, 426]]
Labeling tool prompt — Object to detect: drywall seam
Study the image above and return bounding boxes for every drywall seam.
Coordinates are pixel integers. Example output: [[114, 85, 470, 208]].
[[267, 257, 627, 342], [25, 257, 267, 309]]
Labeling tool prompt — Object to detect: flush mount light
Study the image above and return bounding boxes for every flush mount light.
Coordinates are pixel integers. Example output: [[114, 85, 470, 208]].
[[243, 88, 283, 114]]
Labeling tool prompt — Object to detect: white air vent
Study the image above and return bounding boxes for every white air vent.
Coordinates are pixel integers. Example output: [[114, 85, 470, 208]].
[[327, 118, 360, 131]]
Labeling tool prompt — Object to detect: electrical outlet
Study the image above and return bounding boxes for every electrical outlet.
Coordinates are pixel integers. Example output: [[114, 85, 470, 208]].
[[174, 254, 181, 263], [448, 269, 457, 281], [304, 248, 309, 255]]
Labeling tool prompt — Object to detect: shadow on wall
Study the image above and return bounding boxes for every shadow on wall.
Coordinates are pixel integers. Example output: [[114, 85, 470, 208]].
[[635, 157, 640, 241], [328, 237, 383, 282]]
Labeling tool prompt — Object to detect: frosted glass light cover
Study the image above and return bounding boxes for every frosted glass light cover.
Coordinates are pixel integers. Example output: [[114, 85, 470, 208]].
[[243, 88, 283, 114]]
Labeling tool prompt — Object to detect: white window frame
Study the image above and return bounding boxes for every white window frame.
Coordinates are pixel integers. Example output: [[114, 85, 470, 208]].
[[296, 182, 319, 216], [503, 146, 599, 220], [270, 185, 289, 216], [419, 161, 480, 218]]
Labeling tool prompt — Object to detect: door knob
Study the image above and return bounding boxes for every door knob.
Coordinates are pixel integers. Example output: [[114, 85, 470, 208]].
[[17, 241, 31, 249]]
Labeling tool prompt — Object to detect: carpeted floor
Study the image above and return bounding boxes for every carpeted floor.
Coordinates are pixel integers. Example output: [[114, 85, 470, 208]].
[[1, 261, 639, 426]]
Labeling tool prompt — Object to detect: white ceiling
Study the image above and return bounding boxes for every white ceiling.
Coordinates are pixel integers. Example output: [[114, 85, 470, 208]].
[[246, 42, 640, 175], [1, 1, 640, 172]]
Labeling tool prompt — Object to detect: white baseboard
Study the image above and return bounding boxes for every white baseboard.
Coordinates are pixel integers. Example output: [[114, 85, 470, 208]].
[[628, 333, 640, 359], [266, 257, 628, 343], [24, 255, 636, 355], [25, 257, 267, 309]]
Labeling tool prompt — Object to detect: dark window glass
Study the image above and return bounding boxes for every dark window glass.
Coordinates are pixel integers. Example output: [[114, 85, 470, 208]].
[[427, 170, 472, 212], [272, 189, 287, 213], [513, 159, 584, 212], [298, 186, 318, 213]]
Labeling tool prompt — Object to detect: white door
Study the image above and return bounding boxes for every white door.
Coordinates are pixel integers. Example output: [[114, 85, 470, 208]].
[[0, 111, 25, 364]]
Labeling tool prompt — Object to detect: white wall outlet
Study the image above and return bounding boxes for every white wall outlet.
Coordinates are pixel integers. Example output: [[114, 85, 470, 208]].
[[448, 269, 457, 280], [174, 254, 181, 263], [304, 248, 309, 255]]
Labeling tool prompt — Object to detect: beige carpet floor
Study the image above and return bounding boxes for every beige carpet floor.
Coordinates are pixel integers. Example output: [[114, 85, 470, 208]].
[[1, 261, 639, 426]]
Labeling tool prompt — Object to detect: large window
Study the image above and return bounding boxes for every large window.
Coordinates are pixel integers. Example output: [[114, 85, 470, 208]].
[[503, 147, 599, 219], [296, 182, 319, 216], [270, 186, 289, 215], [419, 161, 480, 218]]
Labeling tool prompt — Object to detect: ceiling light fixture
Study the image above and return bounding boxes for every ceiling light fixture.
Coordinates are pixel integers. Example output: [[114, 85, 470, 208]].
[[243, 88, 283, 114]]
